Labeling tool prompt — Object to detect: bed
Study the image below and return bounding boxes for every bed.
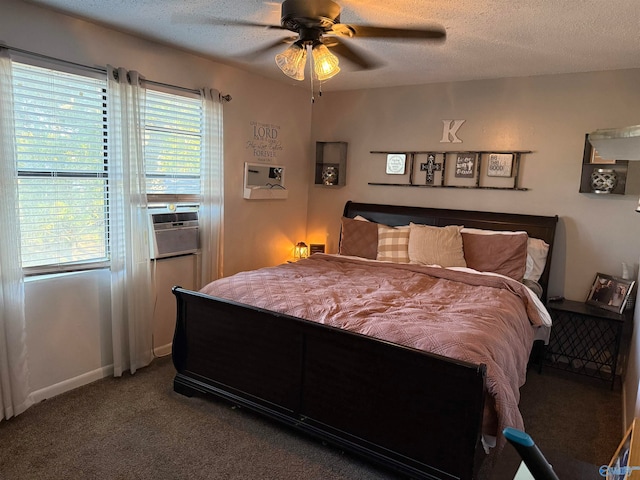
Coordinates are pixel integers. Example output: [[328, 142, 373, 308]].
[[171, 201, 558, 480]]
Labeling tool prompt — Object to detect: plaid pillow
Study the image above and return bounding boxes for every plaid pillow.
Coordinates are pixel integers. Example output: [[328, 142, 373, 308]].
[[376, 225, 410, 263]]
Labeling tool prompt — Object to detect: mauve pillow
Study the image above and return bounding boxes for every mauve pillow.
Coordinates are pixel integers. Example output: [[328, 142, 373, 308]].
[[339, 216, 378, 259], [462, 231, 528, 281]]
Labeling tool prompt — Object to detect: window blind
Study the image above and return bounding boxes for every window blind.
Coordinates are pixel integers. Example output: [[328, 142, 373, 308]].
[[12, 62, 109, 272], [145, 90, 202, 195]]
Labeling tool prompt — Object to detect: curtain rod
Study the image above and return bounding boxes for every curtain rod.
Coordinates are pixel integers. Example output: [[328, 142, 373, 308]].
[[2, 44, 231, 101]]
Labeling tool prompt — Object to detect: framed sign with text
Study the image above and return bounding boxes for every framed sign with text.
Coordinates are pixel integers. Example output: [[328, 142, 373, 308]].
[[487, 153, 514, 177], [455, 153, 476, 178]]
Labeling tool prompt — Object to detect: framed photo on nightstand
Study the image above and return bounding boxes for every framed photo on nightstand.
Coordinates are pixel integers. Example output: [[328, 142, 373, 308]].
[[586, 273, 635, 314]]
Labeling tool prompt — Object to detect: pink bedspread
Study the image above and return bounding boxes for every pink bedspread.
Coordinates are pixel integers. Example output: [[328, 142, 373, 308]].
[[200, 254, 547, 445]]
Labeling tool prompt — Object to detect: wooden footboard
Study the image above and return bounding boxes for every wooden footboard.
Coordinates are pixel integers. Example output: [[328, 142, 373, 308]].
[[172, 286, 487, 480]]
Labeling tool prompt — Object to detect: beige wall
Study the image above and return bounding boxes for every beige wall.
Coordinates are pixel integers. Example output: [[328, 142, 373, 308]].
[[308, 71, 640, 300]]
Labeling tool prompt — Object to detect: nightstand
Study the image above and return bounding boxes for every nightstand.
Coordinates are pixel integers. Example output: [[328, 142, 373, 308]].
[[545, 299, 633, 389]]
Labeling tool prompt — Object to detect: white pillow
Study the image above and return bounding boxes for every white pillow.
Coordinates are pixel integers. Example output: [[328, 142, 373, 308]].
[[460, 227, 527, 236], [526, 237, 550, 282]]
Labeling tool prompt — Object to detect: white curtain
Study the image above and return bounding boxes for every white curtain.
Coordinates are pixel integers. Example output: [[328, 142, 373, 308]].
[[107, 66, 153, 376], [199, 89, 225, 286], [0, 49, 32, 420]]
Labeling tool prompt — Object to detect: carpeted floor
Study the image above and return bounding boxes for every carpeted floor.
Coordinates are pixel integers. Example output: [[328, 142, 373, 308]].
[[518, 367, 622, 467], [0, 356, 623, 479]]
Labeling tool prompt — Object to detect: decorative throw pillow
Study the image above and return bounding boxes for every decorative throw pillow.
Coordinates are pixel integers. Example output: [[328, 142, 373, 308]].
[[408, 223, 467, 267], [376, 224, 410, 263], [339, 216, 378, 259], [461, 230, 528, 281]]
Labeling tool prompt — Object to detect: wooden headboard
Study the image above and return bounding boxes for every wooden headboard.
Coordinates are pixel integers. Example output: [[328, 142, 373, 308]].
[[343, 201, 559, 301]]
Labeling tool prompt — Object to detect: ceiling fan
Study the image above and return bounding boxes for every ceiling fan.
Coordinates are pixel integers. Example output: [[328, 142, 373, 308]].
[[198, 0, 446, 81]]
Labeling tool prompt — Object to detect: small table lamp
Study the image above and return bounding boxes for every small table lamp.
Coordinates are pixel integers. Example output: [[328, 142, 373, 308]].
[[294, 242, 309, 259]]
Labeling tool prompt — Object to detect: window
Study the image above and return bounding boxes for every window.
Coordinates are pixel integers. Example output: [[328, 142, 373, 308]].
[[12, 63, 109, 273], [9, 62, 204, 274], [144, 89, 202, 198]]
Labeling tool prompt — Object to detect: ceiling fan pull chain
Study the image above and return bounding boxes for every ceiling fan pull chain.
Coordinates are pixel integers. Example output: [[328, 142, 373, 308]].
[[308, 44, 315, 103]]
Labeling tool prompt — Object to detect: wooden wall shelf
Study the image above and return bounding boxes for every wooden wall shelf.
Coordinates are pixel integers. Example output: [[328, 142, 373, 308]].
[[579, 134, 640, 195], [369, 150, 531, 191], [367, 183, 529, 191], [316, 141, 347, 187]]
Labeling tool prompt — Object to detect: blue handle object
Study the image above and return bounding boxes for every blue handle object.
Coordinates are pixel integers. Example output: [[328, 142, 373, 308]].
[[503, 427, 560, 480]]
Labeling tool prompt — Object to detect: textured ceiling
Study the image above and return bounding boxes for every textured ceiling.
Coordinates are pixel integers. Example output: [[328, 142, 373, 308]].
[[24, 0, 640, 91]]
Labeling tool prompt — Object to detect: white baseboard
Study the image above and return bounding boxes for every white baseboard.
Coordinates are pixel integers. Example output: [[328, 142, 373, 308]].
[[154, 342, 172, 358], [29, 364, 114, 404], [28, 347, 171, 406]]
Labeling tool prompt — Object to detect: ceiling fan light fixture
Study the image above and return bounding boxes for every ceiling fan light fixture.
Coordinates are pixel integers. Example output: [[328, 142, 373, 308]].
[[275, 42, 307, 80], [311, 43, 340, 81]]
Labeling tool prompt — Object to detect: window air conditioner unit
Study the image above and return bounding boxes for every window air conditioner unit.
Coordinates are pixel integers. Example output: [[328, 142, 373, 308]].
[[149, 211, 199, 260]]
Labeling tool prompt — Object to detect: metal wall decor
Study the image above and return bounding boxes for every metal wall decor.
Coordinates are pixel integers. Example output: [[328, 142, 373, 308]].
[[590, 168, 618, 194], [321, 164, 339, 185]]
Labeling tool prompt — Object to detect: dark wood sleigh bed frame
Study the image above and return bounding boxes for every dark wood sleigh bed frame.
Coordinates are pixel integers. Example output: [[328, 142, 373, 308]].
[[172, 201, 558, 480]]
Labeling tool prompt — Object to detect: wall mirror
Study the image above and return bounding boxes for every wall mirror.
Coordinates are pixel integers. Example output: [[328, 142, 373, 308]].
[[243, 162, 288, 199]]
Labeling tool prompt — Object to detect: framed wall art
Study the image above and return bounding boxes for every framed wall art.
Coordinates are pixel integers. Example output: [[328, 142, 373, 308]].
[[487, 153, 514, 177], [586, 272, 635, 314], [455, 153, 476, 178], [386, 154, 407, 175]]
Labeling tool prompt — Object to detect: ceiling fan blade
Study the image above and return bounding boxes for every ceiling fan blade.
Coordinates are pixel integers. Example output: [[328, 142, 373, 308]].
[[238, 37, 297, 61], [171, 13, 284, 30], [334, 24, 446, 41], [324, 37, 382, 70]]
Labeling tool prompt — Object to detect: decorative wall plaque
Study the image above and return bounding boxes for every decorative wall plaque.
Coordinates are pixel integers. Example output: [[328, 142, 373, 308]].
[[386, 154, 406, 174], [455, 153, 476, 178], [487, 153, 514, 177]]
